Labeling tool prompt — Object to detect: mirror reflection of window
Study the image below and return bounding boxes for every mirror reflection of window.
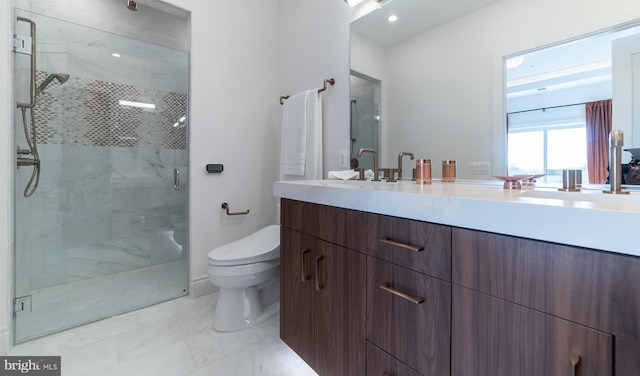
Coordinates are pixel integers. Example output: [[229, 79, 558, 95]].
[[505, 24, 640, 184], [507, 105, 587, 183]]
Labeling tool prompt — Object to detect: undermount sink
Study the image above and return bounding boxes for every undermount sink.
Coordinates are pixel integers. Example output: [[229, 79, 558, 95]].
[[516, 188, 640, 202]]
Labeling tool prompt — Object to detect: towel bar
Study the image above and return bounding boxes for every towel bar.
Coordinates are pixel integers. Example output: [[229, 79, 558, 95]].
[[280, 78, 335, 105]]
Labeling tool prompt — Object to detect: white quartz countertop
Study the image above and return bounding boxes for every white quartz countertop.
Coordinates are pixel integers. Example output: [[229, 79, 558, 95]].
[[273, 179, 640, 258]]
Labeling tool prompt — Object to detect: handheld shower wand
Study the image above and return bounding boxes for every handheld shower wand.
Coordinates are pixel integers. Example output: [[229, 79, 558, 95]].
[[17, 66, 70, 196]]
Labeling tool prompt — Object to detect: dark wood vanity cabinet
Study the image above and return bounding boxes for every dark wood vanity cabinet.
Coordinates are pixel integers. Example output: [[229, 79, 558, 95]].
[[280, 205, 366, 376], [281, 198, 451, 376], [452, 227, 640, 376], [280, 198, 640, 375]]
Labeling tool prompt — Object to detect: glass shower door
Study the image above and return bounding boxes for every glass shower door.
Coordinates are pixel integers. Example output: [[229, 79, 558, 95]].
[[13, 9, 189, 343]]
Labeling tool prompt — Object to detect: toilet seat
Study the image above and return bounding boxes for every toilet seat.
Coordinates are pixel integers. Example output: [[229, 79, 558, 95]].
[[208, 225, 280, 266]]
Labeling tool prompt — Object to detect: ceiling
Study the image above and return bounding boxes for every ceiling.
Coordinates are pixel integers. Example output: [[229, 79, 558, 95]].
[[350, 0, 500, 48]]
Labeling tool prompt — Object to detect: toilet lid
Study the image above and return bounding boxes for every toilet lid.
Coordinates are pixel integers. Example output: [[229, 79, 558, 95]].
[[208, 225, 280, 266]]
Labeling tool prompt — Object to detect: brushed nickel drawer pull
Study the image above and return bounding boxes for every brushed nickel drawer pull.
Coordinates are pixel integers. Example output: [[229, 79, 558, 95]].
[[315, 256, 324, 291], [301, 248, 310, 282], [379, 237, 424, 252], [379, 283, 424, 304], [571, 354, 581, 376]]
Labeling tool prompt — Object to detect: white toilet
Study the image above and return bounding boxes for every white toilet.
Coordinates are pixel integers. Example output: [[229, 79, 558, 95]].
[[207, 224, 280, 331]]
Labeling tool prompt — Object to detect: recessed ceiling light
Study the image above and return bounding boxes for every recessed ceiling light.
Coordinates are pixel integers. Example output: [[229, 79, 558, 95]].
[[506, 56, 525, 69], [387, 15, 398, 22], [112, 53, 121, 58]]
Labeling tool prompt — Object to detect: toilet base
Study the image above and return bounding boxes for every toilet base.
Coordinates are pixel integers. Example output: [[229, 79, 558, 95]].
[[212, 282, 280, 332]]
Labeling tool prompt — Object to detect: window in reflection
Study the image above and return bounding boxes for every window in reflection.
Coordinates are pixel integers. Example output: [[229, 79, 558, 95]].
[[508, 124, 587, 183]]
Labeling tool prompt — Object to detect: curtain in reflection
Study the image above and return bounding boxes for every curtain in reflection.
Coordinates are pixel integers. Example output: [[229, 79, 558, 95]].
[[585, 100, 612, 184]]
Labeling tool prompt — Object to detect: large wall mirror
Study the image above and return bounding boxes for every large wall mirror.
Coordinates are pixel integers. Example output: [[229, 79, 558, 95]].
[[350, 0, 640, 182], [504, 23, 640, 184]]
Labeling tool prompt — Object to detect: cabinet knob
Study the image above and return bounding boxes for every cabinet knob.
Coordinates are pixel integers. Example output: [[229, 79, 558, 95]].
[[301, 248, 310, 282], [379, 237, 424, 252], [571, 354, 581, 376]]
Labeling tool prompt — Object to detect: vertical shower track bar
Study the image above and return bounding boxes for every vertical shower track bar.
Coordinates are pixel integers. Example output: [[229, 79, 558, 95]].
[[15, 16, 41, 197]]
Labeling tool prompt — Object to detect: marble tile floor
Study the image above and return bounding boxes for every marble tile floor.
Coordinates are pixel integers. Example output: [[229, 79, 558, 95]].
[[10, 292, 318, 376]]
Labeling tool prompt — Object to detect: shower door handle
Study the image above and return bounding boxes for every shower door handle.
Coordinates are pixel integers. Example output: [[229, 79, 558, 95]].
[[174, 168, 180, 190]]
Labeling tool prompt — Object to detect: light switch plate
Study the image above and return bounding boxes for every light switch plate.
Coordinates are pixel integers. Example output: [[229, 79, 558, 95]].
[[338, 149, 349, 168], [470, 162, 491, 174]]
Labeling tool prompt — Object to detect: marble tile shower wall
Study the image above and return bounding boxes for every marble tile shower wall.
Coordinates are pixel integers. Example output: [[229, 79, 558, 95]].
[[16, 72, 188, 292], [33, 70, 187, 148]]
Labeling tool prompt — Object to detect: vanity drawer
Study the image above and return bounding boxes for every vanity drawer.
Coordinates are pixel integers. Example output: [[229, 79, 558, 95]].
[[366, 342, 421, 376], [367, 258, 451, 376], [281, 198, 318, 235], [373, 215, 451, 280], [281, 199, 378, 253], [452, 227, 640, 343], [452, 285, 612, 376]]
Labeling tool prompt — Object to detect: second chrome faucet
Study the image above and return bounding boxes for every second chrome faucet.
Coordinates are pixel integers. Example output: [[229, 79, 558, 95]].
[[397, 152, 415, 181], [357, 148, 379, 181]]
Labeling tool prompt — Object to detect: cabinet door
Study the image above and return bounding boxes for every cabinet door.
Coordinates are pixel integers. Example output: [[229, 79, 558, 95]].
[[367, 342, 421, 376], [452, 285, 612, 376], [314, 240, 366, 376], [367, 258, 451, 375], [452, 227, 640, 343], [280, 228, 315, 368], [615, 337, 640, 375]]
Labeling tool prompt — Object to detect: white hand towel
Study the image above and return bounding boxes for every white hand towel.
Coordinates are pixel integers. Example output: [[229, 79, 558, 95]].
[[305, 91, 323, 180], [281, 91, 311, 176], [328, 170, 359, 180]]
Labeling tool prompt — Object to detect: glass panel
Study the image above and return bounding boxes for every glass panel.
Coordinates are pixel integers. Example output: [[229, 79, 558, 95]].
[[548, 127, 588, 184], [14, 9, 189, 343], [507, 131, 544, 176], [350, 97, 379, 170]]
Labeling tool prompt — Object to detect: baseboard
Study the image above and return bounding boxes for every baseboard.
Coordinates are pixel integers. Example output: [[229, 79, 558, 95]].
[[189, 276, 218, 298]]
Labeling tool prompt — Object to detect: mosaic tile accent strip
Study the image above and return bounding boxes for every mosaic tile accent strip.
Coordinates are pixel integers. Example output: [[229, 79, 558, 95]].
[[32, 71, 188, 149]]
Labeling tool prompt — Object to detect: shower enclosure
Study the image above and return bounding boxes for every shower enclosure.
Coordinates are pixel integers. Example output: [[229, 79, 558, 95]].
[[13, 3, 190, 343], [350, 73, 381, 171]]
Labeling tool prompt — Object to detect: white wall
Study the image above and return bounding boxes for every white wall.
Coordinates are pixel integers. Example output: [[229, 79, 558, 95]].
[[166, 0, 280, 292], [277, 0, 352, 176]]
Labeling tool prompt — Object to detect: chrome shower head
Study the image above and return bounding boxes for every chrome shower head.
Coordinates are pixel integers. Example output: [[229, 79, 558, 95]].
[[36, 73, 70, 95]]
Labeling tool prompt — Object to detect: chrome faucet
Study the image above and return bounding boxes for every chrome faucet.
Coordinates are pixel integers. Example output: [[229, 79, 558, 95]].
[[605, 129, 629, 194], [357, 148, 380, 181], [397, 152, 415, 180]]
